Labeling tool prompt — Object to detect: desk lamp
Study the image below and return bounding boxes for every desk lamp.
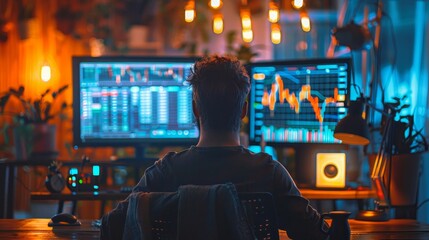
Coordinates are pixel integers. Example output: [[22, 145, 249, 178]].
[[334, 98, 390, 221]]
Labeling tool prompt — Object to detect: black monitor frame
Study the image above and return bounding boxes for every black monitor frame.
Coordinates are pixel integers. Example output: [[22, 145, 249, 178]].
[[247, 57, 352, 147], [72, 56, 200, 150]]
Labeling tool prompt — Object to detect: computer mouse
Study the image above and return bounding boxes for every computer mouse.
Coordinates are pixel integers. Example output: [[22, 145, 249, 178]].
[[49, 213, 80, 226]]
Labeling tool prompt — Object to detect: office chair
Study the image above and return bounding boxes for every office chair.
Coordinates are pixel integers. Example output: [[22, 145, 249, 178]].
[[148, 192, 279, 240], [238, 193, 280, 240]]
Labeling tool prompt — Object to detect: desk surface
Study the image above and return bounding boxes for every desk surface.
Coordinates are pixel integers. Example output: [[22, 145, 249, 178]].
[[300, 188, 376, 200], [31, 191, 129, 201], [31, 188, 377, 201], [1, 218, 429, 240]]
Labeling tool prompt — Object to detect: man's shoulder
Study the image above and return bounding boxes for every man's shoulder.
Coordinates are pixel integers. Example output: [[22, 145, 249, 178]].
[[152, 148, 193, 167], [243, 147, 276, 161]]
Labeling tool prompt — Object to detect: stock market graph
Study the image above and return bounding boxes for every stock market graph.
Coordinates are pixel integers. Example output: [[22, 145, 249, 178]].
[[249, 59, 350, 144], [77, 60, 198, 143]]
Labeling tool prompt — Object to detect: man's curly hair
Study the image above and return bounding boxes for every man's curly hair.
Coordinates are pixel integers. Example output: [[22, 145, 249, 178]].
[[187, 55, 250, 132]]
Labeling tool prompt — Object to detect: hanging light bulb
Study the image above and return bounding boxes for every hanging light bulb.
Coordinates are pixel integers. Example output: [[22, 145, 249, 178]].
[[242, 29, 253, 43], [271, 23, 281, 44], [268, 1, 280, 23], [300, 11, 311, 32], [213, 14, 224, 34], [41, 63, 51, 82], [185, 0, 196, 23], [240, 8, 252, 30], [209, 0, 222, 9], [292, 0, 304, 9]]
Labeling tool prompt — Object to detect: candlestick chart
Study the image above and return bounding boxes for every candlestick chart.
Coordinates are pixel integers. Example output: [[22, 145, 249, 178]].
[[249, 60, 350, 144]]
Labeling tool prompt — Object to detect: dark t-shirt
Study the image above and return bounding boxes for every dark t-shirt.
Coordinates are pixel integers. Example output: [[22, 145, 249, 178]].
[[134, 146, 301, 197], [101, 146, 328, 240]]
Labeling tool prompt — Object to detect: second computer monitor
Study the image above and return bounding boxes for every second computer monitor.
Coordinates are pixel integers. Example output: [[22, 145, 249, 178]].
[[248, 58, 351, 145]]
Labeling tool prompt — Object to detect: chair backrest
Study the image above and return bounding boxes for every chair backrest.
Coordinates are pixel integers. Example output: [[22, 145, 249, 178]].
[[149, 192, 279, 240], [238, 193, 279, 240]]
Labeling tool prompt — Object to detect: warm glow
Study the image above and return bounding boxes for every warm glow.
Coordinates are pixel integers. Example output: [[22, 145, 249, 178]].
[[300, 14, 311, 32], [271, 23, 281, 44], [213, 14, 223, 34], [242, 29, 253, 43], [241, 17, 252, 29], [268, 2, 280, 23], [292, 0, 304, 9], [209, 0, 222, 9], [185, 1, 195, 23], [41, 64, 51, 82], [240, 9, 252, 29], [253, 73, 266, 80]]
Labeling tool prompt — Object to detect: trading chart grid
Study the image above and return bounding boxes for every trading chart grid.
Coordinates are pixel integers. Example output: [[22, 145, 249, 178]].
[[78, 61, 198, 142], [249, 59, 350, 144]]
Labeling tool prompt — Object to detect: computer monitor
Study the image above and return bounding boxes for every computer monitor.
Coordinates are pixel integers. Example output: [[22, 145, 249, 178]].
[[248, 58, 351, 145], [72, 56, 199, 155]]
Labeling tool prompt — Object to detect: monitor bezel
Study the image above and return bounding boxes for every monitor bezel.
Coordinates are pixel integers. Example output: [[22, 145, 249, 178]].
[[72, 55, 201, 148], [247, 57, 352, 147]]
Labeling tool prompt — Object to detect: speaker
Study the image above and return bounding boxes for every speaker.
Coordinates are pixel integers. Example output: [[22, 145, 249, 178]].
[[316, 153, 346, 188]]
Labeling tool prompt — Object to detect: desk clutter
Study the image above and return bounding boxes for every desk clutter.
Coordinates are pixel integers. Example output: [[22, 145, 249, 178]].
[[45, 156, 101, 193]]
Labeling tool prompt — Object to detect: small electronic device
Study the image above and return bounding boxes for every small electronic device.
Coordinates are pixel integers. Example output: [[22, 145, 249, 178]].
[[45, 161, 66, 193], [67, 165, 100, 192], [67, 156, 100, 192], [316, 153, 346, 188]]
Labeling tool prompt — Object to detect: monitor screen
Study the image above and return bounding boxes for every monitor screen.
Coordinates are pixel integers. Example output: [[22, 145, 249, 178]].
[[248, 58, 351, 145], [72, 56, 199, 147]]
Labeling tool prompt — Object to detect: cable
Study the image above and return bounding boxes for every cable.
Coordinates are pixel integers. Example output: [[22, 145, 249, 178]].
[[349, 52, 362, 98], [417, 198, 429, 210]]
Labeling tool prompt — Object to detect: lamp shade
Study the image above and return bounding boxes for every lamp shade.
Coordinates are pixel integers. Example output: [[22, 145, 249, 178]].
[[334, 100, 370, 145]]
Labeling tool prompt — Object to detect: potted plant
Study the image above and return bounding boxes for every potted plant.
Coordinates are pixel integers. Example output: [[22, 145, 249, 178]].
[[0, 84, 69, 160]]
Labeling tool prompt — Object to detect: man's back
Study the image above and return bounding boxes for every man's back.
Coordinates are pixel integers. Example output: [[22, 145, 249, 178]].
[[134, 146, 301, 198]]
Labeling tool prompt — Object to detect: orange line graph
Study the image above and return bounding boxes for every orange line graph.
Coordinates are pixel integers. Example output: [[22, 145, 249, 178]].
[[261, 74, 342, 122]]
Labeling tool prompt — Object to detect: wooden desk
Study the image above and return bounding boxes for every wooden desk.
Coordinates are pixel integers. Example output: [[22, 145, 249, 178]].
[[300, 188, 377, 200], [31, 188, 376, 202], [1, 218, 429, 239], [0, 218, 99, 239], [30, 188, 377, 216], [31, 191, 129, 217]]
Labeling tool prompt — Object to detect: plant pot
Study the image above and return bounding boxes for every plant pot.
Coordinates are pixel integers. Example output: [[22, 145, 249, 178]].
[[13, 124, 58, 160], [388, 152, 424, 207], [368, 152, 425, 207]]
